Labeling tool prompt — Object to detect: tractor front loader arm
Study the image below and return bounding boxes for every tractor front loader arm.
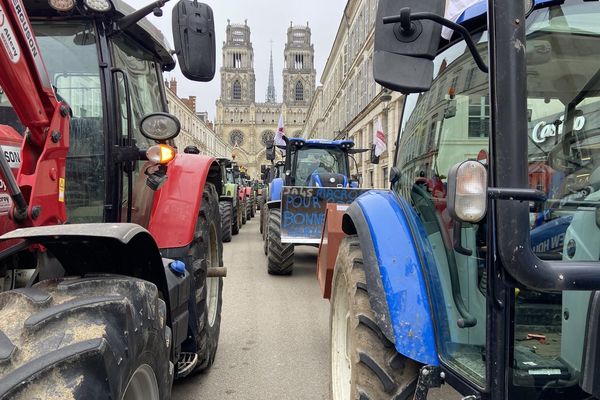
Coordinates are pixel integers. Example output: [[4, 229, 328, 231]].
[[0, 0, 69, 230]]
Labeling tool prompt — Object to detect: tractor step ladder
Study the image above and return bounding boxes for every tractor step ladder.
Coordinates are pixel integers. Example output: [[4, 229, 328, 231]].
[[176, 352, 199, 378]]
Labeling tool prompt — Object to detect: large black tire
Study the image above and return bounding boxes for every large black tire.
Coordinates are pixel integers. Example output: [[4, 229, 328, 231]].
[[259, 208, 264, 235], [0, 276, 171, 400], [262, 207, 269, 255], [184, 182, 223, 371], [241, 200, 247, 225], [330, 236, 420, 400], [267, 208, 294, 275], [232, 203, 240, 235], [245, 199, 252, 221], [256, 195, 263, 211], [219, 201, 233, 243], [250, 197, 255, 218]]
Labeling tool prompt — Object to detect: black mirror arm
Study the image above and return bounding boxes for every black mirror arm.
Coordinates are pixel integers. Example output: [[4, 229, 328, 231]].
[[453, 220, 473, 257], [116, 0, 170, 32], [383, 9, 488, 73]]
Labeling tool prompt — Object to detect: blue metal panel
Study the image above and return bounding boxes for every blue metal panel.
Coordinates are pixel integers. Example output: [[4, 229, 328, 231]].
[[270, 178, 284, 202], [288, 137, 355, 148], [355, 190, 438, 366]]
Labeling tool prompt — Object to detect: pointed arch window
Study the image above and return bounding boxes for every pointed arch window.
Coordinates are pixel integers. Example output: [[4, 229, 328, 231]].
[[232, 80, 242, 100], [295, 81, 304, 101]]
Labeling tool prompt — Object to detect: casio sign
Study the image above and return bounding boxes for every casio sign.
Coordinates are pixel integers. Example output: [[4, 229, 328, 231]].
[[531, 114, 585, 144]]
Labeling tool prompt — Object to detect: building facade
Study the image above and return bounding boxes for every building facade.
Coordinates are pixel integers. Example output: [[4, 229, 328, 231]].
[[301, 0, 403, 189], [165, 79, 231, 158], [215, 21, 316, 177]]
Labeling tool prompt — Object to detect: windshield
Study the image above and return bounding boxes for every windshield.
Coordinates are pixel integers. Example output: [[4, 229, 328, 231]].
[[11, 21, 105, 223], [393, 1, 600, 396], [293, 147, 348, 185]]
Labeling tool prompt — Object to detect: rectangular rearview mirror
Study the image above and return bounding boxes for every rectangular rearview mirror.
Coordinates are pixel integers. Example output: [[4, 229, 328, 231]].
[[374, 0, 444, 93], [265, 140, 275, 161], [172, 1, 216, 82]]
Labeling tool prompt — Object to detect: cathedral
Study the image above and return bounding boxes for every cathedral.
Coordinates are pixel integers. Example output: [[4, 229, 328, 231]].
[[215, 20, 316, 177]]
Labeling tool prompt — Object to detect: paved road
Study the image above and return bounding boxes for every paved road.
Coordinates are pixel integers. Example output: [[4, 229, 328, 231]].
[[173, 211, 330, 400], [172, 210, 462, 400]]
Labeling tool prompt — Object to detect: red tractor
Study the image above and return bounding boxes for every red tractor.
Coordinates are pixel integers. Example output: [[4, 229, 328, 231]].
[[0, 0, 225, 398]]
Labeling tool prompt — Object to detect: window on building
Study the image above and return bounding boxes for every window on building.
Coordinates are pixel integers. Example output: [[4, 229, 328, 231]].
[[383, 166, 389, 185], [369, 169, 374, 188], [232, 80, 242, 100], [295, 81, 304, 101], [233, 53, 242, 68], [294, 54, 305, 69], [468, 95, 490, 137]]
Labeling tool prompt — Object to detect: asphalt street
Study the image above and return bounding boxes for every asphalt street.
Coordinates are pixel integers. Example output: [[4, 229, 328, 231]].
[[172, 210, 462, 400], [173, 211, 330, 400]]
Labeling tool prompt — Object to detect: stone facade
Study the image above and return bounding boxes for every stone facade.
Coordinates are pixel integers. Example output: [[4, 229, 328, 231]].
[[215, 21, 316, 178], [301, 0, 403, 189], [165, 80, 231, 158]]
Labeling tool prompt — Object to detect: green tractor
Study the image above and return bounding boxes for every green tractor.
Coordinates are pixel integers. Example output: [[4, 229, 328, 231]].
[[218, 158, 242, 238]]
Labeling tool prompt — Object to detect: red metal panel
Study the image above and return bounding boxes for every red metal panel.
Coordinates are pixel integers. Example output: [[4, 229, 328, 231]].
[[317, 203, 348, 299], [148, 153, 215, 249]]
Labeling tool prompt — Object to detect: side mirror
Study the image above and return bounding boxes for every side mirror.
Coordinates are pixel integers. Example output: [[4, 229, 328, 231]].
[[374, 0, 444, 93], [172, 1, 216, 82], [370, 145, 380, 165], [444, 99, 457, 119], [265, 140, 275, 161]]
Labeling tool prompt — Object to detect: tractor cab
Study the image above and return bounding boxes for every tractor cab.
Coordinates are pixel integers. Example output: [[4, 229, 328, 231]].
[[284, 138, 355, 188], [0, 0, 214, 226]]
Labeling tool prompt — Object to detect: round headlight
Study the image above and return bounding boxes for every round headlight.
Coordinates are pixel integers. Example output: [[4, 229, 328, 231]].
[[49, 0, 75, 11], [140, 112, 180, 141], [83, 0, 113, 12]]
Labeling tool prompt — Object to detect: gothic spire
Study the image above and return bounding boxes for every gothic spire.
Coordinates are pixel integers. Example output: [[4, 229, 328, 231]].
[[266, 42, 277, 103]]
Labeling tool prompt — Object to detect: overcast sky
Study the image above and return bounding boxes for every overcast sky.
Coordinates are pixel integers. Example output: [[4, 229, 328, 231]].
[[128, 0, 346, 120]]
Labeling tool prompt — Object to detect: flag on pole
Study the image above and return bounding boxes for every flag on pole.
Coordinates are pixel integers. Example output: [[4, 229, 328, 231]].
[[442, 0, 480, 39], [275, 114, 286, 148], [374, 118, 387, 157]]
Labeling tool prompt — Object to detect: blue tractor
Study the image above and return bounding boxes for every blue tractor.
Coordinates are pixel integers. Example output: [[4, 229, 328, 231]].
[[262, 137, 366, 275], [328, 0, 600, 399]]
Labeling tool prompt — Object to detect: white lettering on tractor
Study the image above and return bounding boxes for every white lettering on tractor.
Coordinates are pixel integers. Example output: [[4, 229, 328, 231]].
[[2, 145, 21, 168], [0, 5, 21, 63], [11, 0, 38, 58]]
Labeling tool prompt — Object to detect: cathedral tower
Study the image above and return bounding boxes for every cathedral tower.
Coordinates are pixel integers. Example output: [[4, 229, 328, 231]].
[[221, 20, 255, 104], [282, 23, 316, 105]]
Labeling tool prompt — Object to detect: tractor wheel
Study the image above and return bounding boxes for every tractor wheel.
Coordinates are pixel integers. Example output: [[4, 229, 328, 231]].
[[250, 199, 256, 218], [219, 201, 233, 243], [330, 236, 421, 400], [262, 207, 269, 255], [185, 182, 223, 371], [232, 203, 240, 235], [241, 201, 247, 225], [0, 276, 171, 400], [246, 200, 252, 220], [259, 208, 264, 234], [267, 208, 294, 275], [256, 195, 263, 211]]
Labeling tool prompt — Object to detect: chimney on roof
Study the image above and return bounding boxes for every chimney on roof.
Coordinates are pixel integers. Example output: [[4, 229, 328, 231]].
[[169, 77, 177, 95]]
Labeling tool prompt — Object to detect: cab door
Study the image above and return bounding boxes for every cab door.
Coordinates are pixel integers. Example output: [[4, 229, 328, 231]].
[[110, 34, 166, 227]]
